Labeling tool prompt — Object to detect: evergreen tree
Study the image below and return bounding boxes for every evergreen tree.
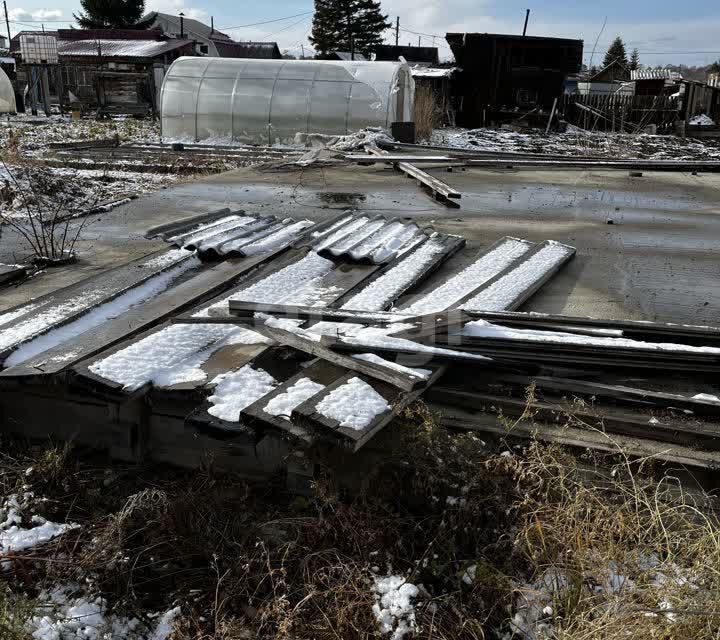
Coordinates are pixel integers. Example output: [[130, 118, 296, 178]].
[[310, 0, 391, 58], [710, 60, 720, 74], [602, 36, 629, 79], [629, 48, 640, 71], [74, 0, 152, 29]]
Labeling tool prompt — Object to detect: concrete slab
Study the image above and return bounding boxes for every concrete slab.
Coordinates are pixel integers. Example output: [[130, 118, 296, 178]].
[[2, 163, 719, 325]]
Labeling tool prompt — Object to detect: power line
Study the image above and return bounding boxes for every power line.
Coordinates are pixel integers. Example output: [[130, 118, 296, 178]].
[[219, 11, 312, 32], [263, 15, 312, 40]]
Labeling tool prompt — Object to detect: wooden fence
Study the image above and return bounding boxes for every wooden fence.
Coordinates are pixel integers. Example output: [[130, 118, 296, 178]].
[[562, 94, 680, 132]]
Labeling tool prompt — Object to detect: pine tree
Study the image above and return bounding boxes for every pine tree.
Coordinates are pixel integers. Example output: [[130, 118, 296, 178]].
[[629, 48, 640, 71], [602, 37, 629, 79], [74, 0, 152, 29], [310, 0, 391, 58]]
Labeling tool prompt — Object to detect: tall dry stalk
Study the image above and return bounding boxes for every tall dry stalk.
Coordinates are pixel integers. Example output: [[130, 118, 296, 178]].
[[414, 85, 440, 141]]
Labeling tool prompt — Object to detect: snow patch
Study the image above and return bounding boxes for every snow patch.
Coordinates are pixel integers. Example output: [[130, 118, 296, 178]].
[[207, 365, 278, 422], [372, 575, 420, 640], [264, 377, 326, 418], [315, 377, 390, 430]]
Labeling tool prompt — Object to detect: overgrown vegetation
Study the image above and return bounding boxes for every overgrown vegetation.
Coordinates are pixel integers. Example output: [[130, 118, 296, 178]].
[[0, 403, 719, 639], [414, 86, 441, 142]]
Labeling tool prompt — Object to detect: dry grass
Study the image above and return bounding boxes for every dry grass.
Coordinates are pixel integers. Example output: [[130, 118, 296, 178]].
[[414, 86, 441, 142], [0, 402, 718, 639]]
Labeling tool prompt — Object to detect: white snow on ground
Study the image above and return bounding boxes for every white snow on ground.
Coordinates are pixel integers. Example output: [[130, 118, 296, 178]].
[[264, 377, 326, 418], [353, 353, 431, 380], [90, 252, 335, 390], [460, 242, 573, 312], [239, 219, 314, 255], [207, 365, 278, 422], [0, 493, 78, 569], [462, 320, 720, 355], [342, 237, 448, 312], [315, 216, 370, 251], [507, 569, 568, 640], [27, 585, 181, 640], [315, 377, 390, 430], [689, 114, 715, 126], [428, 127, 720, 160], [405, 238, 533, 315], [372, 575, 420, 640], [5, 255, 201, 367]]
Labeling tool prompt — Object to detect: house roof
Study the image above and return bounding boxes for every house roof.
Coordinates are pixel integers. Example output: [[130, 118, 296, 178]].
[[57, 28, 165, 41], [144, 12, 231, 42], [212, 41, 282, 59], [57, 38, 193, 59], [374, 44, 439, 64], [631, 68, 683, 81]]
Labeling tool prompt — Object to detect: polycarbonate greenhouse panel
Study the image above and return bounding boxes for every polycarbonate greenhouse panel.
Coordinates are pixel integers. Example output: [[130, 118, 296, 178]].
[[160, 57, 415, 145], [0, 68, 16, 113]]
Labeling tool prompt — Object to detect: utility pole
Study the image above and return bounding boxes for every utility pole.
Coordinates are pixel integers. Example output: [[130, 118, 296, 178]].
[[210, 16, 214, 36], [395, 17, 399, 46], [301, 44, 305, 59], [523, 9, 530, 36], [3, 1, 11, 47]]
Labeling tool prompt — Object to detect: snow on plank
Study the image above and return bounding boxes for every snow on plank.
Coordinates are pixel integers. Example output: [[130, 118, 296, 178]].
[[242, 359, 347, 441], [0, 249, 296, 379], [401, 237, 535, 315], [81, 250, 336, 392], [292, 372, 439, 451], [340, 233, 466, 312], [460, 241, 576, 312], [0, 248, 198, 367]]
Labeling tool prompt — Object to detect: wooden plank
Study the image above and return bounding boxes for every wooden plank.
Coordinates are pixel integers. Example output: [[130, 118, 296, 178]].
[[366, 146, 461, 206], [491, 373, 720, 417], [244, 321, 427, 392], [292, 370, 441, 452], [0, 249, 198, 367], [227, 302, 406, 325], [241, 359, 347, 441], [425, 387, 720, 449], [428, 402, 720, 470]]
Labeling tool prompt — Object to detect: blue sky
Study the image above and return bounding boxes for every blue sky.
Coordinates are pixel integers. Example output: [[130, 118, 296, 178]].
[[6, 0, 720, 67]]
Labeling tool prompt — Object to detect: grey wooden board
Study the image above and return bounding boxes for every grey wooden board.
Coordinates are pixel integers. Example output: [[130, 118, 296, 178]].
[[0, 264, 27, 287], [428, 402, 720, 469], [241, 359, 347, 441], [246, 321, 425, 392], [144, 207, 232, 239], [228, 302, 405, 325], [0, 248, 198, 365], [292, 368, 444, 452], [0, 254, 286, 378]]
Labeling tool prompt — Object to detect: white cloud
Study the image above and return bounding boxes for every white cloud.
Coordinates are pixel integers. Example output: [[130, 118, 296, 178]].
[[8, 7, 64, 22], [146, 0, 208, 22]]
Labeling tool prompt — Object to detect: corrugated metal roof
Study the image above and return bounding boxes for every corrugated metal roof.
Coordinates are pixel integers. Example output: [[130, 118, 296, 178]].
[[57, 38, 193, 59], [213, 41, 282, 59]]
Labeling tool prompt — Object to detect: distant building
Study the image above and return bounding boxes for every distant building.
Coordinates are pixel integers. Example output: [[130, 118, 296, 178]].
[[143, 12, 281, 59], [328, 51, 368, 62], [446, 32, 583, 127], [0, 35, 7, 50], [374, 44, 439, 64]]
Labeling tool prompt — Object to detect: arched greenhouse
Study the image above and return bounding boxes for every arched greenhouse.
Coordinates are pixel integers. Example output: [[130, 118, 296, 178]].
[[0, 68, 16, 114], [160, 57, 415, 145]]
